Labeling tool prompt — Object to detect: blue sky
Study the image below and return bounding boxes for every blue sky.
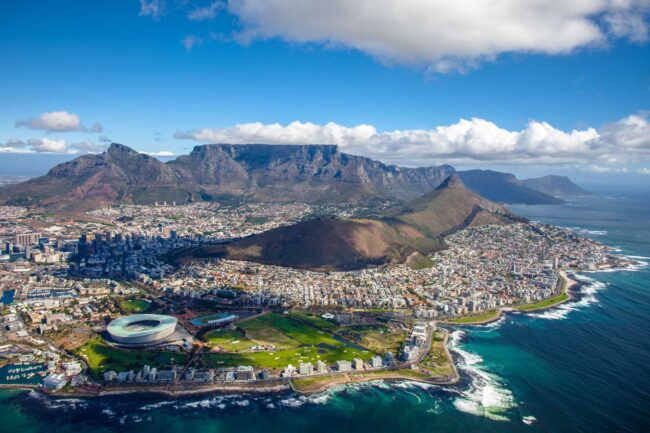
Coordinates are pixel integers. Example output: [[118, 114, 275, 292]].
[[1, 1, 649, 180]]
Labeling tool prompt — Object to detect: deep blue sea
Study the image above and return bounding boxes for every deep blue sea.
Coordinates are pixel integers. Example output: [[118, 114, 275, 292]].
[[1, 189, 649, 433]]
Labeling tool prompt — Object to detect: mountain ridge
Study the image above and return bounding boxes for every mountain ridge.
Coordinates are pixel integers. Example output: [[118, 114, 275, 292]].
[[174, 174, 520, 272], [0, 143, 572, 211]]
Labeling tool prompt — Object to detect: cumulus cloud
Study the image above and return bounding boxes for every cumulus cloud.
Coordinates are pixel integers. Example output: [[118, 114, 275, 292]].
[[15, 111, 105, 133], [0, 138, 68, 153], [139, 0, 165, 20], [188, 1, 223, 21], [0, 138, 110, 154], [15, 111, 83, 132], [174, 113, 650, 167], [142, 150, 176, 156], [227, 0, 650, 72]]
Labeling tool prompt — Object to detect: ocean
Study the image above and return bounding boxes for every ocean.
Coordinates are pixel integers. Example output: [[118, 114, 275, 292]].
[[1, 188, 649, 433]]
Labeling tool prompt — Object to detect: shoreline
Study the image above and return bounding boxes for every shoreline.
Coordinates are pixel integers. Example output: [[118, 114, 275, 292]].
[[4, 263, 638, 401], [439, 269, 579, 326]]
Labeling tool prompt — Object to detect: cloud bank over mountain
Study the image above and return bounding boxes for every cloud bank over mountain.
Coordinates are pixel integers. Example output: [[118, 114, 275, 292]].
[[175, 113, 650, 167]]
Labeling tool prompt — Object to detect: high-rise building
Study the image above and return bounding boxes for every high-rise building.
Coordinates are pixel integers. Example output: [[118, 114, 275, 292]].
[[299, 362, 314, 375], [336, 360, 352, 372], [15, 232, 41, 246]]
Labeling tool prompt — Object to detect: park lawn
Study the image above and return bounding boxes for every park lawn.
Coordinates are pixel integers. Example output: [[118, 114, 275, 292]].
[[202, 344, 372, 370], [241, 313, 342, 348], [516, 292, 570, 311], [338, 326, 407, 355], [76, 336, 187, 377], [445, 310, 501, 324], [420, 332, 454, 377], [120, 299, 151, 313], [287, 311, 339, 331], [204, 328, 255, 352], [202, 313, 373, 370]]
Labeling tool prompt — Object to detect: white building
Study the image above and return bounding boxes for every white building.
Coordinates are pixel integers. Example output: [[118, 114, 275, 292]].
[[336, 360, 352, 372], [299, 362, 314, 376]]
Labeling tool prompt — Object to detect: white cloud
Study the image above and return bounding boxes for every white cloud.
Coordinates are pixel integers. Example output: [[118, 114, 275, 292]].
[[15, 111, 83, 132], [142, 150, 176, 156], [1, 138, 68, 153], [188, 1, 223, 21], [139, 0, 165, 20], [637, 167, 650, 174], [182, 35, 202, 51], [227, 0, 650, 72], [583, 165, 630, 173], [0, 138, 109, 154], [174, 113, 650, 166]]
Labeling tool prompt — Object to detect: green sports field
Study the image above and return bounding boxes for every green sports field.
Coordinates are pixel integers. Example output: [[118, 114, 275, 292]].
[[119, 299, 152, 313]]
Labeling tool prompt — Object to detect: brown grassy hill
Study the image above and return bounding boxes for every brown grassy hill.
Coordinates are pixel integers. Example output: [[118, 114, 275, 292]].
[[175, 174, 520, 271], [389, 173, 516, 237], [177, 217, 441, 272]]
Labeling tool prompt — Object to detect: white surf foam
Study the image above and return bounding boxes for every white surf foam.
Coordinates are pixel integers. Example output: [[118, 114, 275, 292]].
[[529, 274, 606, 320], [449, 330, 516, 421]]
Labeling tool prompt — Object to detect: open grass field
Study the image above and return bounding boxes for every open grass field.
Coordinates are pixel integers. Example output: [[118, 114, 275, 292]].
[[201, 313, 373, 370], [287, 311, 339, 331], [338, 325, 407, 354], [516, 292, 570, 311], [119, 299, 151, 313], [76, 336, 187, 377], [444, 309, 501, 324], [420, 331, 455, 377], [204, 328, 255, 352]]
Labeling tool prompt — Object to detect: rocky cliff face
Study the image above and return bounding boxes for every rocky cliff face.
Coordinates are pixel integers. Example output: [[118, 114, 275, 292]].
[[0, 143, 455, 211], [458, 169, 565, 204], [522, 175, 590, 197]]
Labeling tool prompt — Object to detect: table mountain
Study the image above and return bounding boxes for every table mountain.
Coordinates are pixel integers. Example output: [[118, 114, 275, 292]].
[[0, 143, 455, 211]]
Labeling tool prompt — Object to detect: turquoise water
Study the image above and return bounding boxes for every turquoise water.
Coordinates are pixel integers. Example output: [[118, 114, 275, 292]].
[[1, 190, 649, 432]]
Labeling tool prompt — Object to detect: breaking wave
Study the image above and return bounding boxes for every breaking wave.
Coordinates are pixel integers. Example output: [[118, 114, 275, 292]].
[[449, 330, 516, 421]]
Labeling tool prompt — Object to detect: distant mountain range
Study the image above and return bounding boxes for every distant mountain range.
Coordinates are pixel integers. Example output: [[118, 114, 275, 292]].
[[0, 143, 588, 211], [173, 174, 522, 271], [459, 170, 566, 205], [521, 175, 591, 197]]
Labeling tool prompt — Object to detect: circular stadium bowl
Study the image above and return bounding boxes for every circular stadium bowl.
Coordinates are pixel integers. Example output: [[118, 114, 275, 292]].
[[107, 314, 177, 346]]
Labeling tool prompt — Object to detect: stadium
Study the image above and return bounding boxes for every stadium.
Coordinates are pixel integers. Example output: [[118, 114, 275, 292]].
[[106, 314, 178, 346]]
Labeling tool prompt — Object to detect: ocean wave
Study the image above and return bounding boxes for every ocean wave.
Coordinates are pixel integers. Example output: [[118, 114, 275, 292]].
[[569, 227, 608, 236], [449, 330, 515, 421], [529, 274, 606, 320], [139, 400, 174, 411]]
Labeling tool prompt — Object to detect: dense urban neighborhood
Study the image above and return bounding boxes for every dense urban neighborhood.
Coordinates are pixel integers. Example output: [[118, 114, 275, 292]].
[[0, 201, 632, 395]]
